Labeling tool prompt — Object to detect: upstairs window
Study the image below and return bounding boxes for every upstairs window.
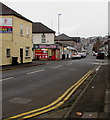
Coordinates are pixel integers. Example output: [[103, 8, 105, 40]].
[[41, 34, 46, 43], [26, 27, 29, 37], [20, 24, 23, 36]]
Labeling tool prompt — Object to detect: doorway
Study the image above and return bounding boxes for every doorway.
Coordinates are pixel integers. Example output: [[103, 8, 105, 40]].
[[20, 48, 23, 64]]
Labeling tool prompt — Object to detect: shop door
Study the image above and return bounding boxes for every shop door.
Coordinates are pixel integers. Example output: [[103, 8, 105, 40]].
[[20, 48, 23, 64], [51, 50, 56, 60]]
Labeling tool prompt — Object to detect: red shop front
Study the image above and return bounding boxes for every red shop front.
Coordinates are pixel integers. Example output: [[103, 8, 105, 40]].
[[35, 49, 48, 60], [34, 44, 60, 60]]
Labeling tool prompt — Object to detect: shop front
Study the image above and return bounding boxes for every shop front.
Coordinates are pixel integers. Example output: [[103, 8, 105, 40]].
[[33, 44, 60, 60]]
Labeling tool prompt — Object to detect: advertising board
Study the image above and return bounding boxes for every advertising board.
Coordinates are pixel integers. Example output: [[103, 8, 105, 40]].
[[0, 18, 13, 33], [35, 49, 48, 59]]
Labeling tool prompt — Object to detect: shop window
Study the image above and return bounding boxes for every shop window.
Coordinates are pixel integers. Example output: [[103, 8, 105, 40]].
[[26, 27, 29, 37], [20, 24, 23, 36], [6, 49, 10, 57], [41, 34, 46, 43], [25, 47, 30, 58]]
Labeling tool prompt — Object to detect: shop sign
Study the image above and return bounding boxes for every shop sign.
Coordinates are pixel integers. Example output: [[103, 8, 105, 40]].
[[0, 26, 12, 33], [0, 18, 13, 33], [34, 44, 61, 49], [39, 45, 56, 49], [0, 18, 12, 26]]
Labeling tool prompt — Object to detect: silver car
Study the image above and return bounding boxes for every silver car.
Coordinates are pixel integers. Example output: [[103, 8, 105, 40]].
[[71, 53, 81, 59]]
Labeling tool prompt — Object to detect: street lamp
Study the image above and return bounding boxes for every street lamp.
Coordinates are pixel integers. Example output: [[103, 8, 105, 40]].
[[108, 33, 110, 58], [58, 14, 62, 35]]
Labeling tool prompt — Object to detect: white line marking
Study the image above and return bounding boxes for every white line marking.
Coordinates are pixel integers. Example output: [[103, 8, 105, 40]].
[[52, 65, 63, 69], [96, 66, 101, 72], [67, 63, 72, 65], [0, 77, 14, 81], [101, 63, 108, 65], [27, 69, 45, 75]]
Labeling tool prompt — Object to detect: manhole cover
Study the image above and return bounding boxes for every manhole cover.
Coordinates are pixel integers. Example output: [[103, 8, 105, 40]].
[[9, 97, 31, 104]]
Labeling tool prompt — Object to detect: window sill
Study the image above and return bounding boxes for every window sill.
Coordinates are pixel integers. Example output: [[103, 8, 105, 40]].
[[20, 34, 23, 37], [25, 56, 30, 59], [7, 56, 10, 57]]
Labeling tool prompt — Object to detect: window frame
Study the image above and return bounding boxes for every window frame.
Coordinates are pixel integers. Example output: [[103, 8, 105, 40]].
[[20, 24, 23, 36], [25, 47, 30, 58], [26, 27, 29, 37], [41, 34, 46, 43], [6, 48, 10, 57]]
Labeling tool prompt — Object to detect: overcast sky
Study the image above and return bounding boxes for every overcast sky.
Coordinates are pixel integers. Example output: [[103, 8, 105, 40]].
[[1, 0, 109, 38]]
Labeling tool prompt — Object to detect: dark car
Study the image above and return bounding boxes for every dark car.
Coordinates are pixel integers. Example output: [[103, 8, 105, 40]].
[[96, 52, 105, 59]]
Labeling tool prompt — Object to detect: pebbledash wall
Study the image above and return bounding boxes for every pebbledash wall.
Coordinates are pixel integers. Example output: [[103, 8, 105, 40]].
[[33, 33, 54, 45], [0, 16, 32, 65], [33, 33, 60, 60]]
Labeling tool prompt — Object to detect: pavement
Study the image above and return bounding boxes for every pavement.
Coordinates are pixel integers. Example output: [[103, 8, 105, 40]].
[[33, 62, 110, 120], [1, 60, 50, 71], [1, 59, 71, 71], [67, 64, 110, 119]]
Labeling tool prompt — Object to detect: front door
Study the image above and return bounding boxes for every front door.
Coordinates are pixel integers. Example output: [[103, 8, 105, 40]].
[[20, 48, 23, 64]]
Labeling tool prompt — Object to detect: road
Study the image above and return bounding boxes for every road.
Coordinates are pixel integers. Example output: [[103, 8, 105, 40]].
[[2, 55, 108, 119]]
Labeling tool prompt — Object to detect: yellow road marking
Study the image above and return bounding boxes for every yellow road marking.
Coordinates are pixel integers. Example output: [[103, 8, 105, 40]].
[[22, 70, 93, 119], [4, 70, 93, 120]]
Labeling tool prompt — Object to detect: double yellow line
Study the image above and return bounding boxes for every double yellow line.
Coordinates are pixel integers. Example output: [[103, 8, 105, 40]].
[[4, 70, 93, 120]]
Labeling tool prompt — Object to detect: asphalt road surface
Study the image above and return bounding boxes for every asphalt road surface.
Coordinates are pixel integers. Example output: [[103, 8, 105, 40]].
[[2, 55, 108, 118]]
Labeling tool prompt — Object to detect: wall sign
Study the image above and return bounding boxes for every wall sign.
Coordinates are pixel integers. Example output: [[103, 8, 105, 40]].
[[0, 18, 12, 26], [34, 44, 60, 49], [0, 18, 13, 33], [0, 26, 12, 33]]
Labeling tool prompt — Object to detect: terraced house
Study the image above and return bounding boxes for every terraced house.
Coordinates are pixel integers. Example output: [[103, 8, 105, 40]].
[[0, 2, 32, 65], [32, 22, 60, 60]]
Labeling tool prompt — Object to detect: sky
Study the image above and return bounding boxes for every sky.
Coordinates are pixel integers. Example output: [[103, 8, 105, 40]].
[[0, 0, 109, 38]]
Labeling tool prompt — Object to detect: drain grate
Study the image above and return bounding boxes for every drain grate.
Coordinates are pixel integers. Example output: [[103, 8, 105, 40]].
[[9, 97, 32, 104]]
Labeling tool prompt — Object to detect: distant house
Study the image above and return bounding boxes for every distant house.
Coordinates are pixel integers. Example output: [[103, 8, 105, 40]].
[[55, 34, 79, 59], [54, 33, 80, 47], [0, 2, 33, 65], [32, 22, 60, 60], [99, 40, 109, 53]]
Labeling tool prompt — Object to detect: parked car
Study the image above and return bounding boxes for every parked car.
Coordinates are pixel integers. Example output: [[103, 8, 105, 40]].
[[93, 52, 98, 56], [104, 53, 108, 57], [71, 53, 81, 59], [79, 52, 86, 58], [96, 52, 105, 59]]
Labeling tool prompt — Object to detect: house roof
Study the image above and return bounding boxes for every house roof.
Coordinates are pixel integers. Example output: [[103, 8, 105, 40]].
[[0, 2, 32, 23], [70, 37, 80, 43], [104, 40, 109, 45], [54, 33, 80, 42], [32, 22, 55, 33], [55, 34, 71, 41]]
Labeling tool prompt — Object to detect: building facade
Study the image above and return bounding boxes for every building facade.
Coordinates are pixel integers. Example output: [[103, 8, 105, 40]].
[[32, 22, 60, 60], [54, 34, 79, 47], [0, 3, 32, 65], [55, 33, 79, 59]]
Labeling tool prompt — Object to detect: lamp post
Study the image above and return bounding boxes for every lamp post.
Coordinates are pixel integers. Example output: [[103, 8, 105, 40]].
[[58, 14, 62, 35], [108, 33, 110, 58]]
